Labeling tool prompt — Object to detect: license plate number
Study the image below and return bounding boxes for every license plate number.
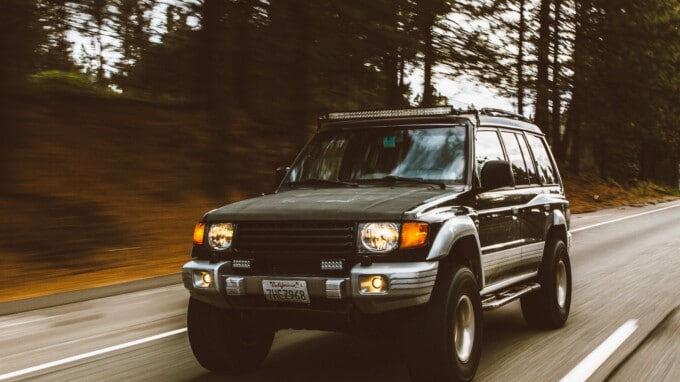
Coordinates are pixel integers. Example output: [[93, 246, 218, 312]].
[[262, 280, 310, 304]]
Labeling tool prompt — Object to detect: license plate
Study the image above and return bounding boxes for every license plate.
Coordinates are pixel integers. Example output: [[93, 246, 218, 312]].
[[262, 280, 310, 304]]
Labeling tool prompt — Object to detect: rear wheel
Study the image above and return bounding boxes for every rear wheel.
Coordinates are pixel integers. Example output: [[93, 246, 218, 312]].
[[405, 264, 482, 381], [187, 297, 274, 374], [521, 239, 572, 329]]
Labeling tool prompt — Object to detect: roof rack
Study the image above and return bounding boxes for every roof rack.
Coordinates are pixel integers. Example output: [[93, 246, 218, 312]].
[[478, 108, 531, 123]]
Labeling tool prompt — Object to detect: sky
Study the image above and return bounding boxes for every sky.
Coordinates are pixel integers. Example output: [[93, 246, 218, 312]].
[[409, 66, 516, 111]]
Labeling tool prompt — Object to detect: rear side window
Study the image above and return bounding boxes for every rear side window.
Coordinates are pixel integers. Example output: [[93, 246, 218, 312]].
[[475, 130, 506, 178], [526, 134, 558, 185], [500, 132, 534, 185]]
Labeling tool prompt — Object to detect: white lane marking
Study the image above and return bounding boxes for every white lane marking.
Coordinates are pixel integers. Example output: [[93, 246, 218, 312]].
[[0, 328, 186, 381], [572, 213, 613, 221], [0, 316, 54, 330], [560, 319, 639, 382], [571, 202, 680, 233]]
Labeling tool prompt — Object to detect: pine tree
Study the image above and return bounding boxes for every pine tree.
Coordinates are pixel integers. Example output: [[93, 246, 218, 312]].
[[37, 0, 78, 72]]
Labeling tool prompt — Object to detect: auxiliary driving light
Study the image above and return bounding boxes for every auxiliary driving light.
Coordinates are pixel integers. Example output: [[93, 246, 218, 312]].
[[321, 259, 344, 271], [232, 259, 253, 270], [193, 271, 213, 288], [359, 275, 388, 294]]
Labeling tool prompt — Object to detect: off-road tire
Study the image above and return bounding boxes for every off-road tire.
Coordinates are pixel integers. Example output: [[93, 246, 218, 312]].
[[521, 239, 572, 329], [187, 297, 274, 374], [405, 264, 482, 382]]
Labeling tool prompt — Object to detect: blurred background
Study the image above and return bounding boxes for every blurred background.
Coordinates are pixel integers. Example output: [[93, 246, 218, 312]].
[[0, 0, 678, 301]]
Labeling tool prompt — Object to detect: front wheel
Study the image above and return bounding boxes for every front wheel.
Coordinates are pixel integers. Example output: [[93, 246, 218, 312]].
[[521, 239, 572, 329], [187, 297, 275, 374], [405, 264, 483, 382]]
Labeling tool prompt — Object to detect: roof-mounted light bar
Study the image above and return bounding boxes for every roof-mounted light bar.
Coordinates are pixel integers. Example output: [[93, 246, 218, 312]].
[[326, 106, 455, 121]]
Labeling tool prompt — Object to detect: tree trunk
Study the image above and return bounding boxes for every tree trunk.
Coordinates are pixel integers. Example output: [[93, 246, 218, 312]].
[[198, 0, 231, 198], [517, 0, 526, 115], [567, 0, 590, 175], [551, 0, 563, 159], [534, 0, 552, 139], [384, 2, 401, 108], [229, 0, 255, 110], [422, 23, 435, 106]]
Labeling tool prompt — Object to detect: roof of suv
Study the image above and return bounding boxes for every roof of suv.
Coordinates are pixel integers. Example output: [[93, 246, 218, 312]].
[[318, 106, 543, 135]]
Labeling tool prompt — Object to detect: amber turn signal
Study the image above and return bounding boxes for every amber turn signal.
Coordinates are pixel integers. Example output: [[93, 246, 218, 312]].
[[400, 222, 428, 248], [193, 222, 206, 245]]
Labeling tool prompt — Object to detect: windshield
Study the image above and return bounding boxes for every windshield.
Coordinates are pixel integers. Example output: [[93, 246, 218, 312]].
[[286, 125, 467, 187]]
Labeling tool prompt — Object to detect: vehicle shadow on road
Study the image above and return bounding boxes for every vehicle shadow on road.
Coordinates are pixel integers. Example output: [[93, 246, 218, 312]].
[[186, 303, 540, 382]]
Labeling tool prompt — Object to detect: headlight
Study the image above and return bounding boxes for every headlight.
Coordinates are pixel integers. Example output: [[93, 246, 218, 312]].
[[359, 223, 399, 253], [208, 222, 234, 250]]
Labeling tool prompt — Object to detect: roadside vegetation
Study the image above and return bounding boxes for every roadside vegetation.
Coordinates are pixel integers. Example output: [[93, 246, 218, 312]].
[[0, 1, 678, 302], [0, 95, 676, 303]]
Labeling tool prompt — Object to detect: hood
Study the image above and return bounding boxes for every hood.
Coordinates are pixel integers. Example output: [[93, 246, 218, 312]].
[[205, 187, 463, 222]]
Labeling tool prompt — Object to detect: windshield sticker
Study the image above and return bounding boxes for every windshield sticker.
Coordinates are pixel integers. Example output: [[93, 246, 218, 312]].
[[383, 136, 396, 148]]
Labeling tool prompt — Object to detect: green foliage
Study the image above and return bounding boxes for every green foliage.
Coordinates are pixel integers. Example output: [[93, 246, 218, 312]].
[[28, 70, 111, 96], [576, 0, 680, 184]]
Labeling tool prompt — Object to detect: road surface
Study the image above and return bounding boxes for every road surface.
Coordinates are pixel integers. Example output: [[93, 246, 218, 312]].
[[1, 201, 679, 381]]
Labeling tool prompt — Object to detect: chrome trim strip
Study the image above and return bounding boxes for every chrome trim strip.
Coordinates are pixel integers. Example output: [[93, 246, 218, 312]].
[[480, 271, 538, 296], [225, 276, 246, 296], [325, 279, 346, 299], [522, 242, 544, 261], [482, 247, 522, 269], [481, 239, 525, 254]]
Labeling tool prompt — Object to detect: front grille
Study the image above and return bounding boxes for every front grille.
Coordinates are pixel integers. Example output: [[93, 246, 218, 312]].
[[233, 221, 356, 257]]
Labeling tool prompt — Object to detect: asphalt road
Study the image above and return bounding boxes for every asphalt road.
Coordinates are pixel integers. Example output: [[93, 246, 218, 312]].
[[1, 200, 679, 382]]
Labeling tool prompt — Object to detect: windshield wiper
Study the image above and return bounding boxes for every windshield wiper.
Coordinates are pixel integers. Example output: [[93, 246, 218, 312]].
[[288, 178, 358, 188], [362, 176, 447, 190]]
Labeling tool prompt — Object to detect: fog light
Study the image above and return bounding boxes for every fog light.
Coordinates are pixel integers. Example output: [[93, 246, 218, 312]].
[[193, 271, 213, 288], [359, 275, 388, 294]]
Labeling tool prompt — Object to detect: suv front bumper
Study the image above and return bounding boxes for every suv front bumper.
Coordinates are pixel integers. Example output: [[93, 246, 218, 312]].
[[182, 260, 438, 314]]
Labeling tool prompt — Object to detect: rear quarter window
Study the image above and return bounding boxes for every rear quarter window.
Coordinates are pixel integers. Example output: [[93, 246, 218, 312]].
[[526, 134, 558, 185]]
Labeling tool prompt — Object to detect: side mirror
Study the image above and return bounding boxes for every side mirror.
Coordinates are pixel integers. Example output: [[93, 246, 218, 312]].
[[275, 166, 290, 188], [480, 160, 513, 191]]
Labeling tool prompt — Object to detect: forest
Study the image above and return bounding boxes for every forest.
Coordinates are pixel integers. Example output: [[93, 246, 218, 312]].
[[0, 1, 679, 298], [2, 0, 679, 187]]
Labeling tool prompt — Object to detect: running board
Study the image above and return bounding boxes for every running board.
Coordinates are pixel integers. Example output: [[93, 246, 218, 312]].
[[481, 283, 541, 311]]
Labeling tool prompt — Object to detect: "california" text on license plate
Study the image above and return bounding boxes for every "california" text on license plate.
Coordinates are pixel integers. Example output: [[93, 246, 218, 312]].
[[262, 280, 310, 304]]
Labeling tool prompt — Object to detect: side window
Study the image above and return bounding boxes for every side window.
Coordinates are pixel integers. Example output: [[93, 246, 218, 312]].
[[526, 134, 558, 185], [475, 130, 506, 178], [516, 134, 539, 184], [500, 132, 530, 185]]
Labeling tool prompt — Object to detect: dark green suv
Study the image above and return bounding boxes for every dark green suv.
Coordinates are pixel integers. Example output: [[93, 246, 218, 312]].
[[183, 106, 572, 381]]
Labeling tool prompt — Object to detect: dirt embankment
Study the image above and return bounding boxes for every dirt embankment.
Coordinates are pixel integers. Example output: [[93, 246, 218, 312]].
[[0, 96, 676, 302], [0, 95, 297, 302]]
